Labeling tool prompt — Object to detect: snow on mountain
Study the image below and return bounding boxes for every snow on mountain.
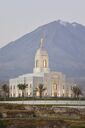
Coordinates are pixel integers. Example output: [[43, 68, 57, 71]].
[[58, 20, 67, 26], [0, 20, 85, 83]]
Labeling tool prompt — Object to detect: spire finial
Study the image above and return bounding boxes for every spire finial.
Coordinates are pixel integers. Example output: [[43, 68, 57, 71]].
[[40, 38, 44, 48]]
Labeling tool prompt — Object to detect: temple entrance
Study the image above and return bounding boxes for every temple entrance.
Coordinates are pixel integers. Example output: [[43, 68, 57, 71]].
[[52, 81, 57, 97]]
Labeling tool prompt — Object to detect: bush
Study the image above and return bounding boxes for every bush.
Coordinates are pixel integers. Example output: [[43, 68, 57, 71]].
[[0, 113, 2, 118], [0, 120, 7, 128], [4, 104, 25, 110]]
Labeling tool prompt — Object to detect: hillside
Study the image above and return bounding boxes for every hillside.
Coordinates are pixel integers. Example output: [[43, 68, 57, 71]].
[[0, 20, 85, 84]]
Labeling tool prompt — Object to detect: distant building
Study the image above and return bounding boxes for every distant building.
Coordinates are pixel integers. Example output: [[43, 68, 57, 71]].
[[9, 38, 72, 97]]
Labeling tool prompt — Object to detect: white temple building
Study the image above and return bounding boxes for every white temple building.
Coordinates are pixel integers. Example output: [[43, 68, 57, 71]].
[[9, 38, 72, 97]]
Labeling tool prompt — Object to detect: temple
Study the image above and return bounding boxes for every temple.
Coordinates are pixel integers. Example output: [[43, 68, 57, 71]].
[[9, 38, 72, 97]]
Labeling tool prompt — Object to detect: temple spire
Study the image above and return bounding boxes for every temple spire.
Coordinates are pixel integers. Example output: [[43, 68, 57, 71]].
[[40, 38, 44, 49]]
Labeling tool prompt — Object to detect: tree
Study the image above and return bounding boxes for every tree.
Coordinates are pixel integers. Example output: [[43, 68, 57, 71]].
[[2, 84, 9, 99], [72, 85, 82, 98], [35, 84, 46, 98], [17, 84, 28, 97]]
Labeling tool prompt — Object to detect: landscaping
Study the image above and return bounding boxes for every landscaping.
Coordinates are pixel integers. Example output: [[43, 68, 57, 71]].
[[0, 97, 85, 101], [0, 103, 85, 128]]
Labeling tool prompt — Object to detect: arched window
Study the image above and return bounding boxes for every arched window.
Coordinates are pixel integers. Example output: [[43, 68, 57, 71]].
[[53, 84, 57, 90], [10, 86, 12, 89], [13, 93, 15, 97], [43, 60, 47, 68], [14, 86, 15, 89], [19, 93, 21, 97], [30, 84, 31, 88], [27, 92, 28, 96]]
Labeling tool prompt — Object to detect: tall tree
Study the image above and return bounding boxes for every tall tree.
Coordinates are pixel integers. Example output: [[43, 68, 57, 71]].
[[17, 84, 27, 97], [72, 85, 82, 98], [35, 84, 46, 98], [2, 84, 9, 99]]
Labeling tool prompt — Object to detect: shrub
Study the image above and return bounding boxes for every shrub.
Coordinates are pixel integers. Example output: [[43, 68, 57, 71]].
[[4, 104, 25, 110], [0, 113, 2, 118], [0, 120, 6, 128]]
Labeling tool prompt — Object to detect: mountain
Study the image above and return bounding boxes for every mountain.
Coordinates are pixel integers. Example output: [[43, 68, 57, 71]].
[[0, 20, 85, 85]]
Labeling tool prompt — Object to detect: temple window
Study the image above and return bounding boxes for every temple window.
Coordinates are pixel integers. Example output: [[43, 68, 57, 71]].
[[27, 92, 28, 96], [13, 93, 15, 97], [30, 84, 31, 88], [10, 86, 12, 89], [43, 60, 47, 68], [14, 86, 15, 89], [19, 93, 21, 97], [53, 83, 57, 90]]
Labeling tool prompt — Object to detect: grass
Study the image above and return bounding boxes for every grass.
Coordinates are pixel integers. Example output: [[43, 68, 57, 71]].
[[0, 97, 85, 101]]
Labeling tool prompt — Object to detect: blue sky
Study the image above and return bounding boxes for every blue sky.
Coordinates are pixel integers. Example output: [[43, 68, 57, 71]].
[[0, 0, 85, 47]]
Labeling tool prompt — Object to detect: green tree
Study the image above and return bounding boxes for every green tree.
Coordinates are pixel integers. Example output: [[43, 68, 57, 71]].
[[35, 84, 46, 98], [2, 84, 9, 100], [17, 83, 28, 98], [72, 85, 82, 98]]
